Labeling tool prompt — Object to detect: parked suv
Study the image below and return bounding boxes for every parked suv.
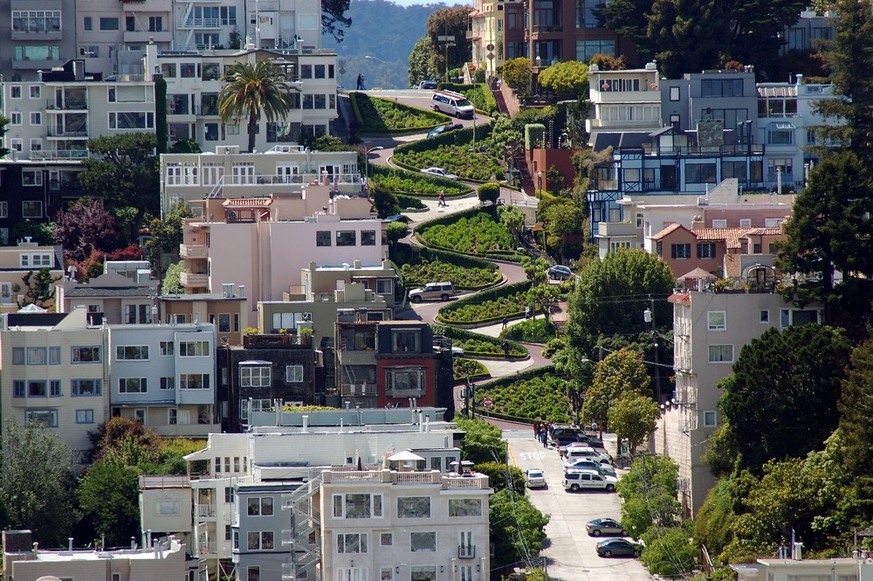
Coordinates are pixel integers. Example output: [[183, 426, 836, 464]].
[[562, 445, 613, 464], [562, 469, 617, 492], [408, 282, 456, 303]]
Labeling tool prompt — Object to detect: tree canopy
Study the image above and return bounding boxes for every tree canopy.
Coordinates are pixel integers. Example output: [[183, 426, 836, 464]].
[[838, 334, 873, 520], [582, 347, 651, 431], [218, 61, 294, 153], [322, 0, 352, 41], [54, 198, 119, 263], [616, 454, 681, 538], [537, 61, 589, 99], [408, 36, 440, 87], [456, 418, 506, 464], [489, 489, 550, 569], [426, 7, 473, 80], [502, 58, 533, 93], [608, 391, 661, 455], [718, 325, 852, 475]]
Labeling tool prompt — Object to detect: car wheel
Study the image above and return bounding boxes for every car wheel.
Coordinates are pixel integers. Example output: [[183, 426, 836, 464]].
[[606, 484, 615, 492], [441, 294, 450, 301], [592, 530, 602, 537], [411, 296, 422, 303], [604, 550, 613, 557], [570, 484, 579, 491]]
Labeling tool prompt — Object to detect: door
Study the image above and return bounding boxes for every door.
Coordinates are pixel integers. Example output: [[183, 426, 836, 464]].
[[276, 164, 300, 183], [231, 163, 254, 185]]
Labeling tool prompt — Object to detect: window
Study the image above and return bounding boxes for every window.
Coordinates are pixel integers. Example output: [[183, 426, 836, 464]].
[[760, 310, 769, 323], [333, 493, 383, 519], [10, 86, 21, 99], [336, 231, 356, 246], [116, 346, 149, 360], [286, 365, 303, 383], [25, 409, 58, 428], [148, 16, 163, 32], [337, 533, 368, 553], [119, 378, 147, 393], [739, 218, 752, 228], [158, 500, 180, 516], [669, 86, 680, 101], [28, 380, 47, 396], [180, 374, 209, 389], [99, 17, 119, 30], [410, 532, 436, 552], [381, 569, 394, 581], [9, 113, 22, 126], [10, 139, 22, 152], [247, 496, 274, 516], [13, 381, 24, 397], [708, 344, 734, 363], [160, 377, 175, 390], [30, 138, 43, 152], [392, 330, 420, 352], [686, 163, 717, 184], [13, 45, 60, 62], [0, 202, 7, 218], [247, 531, 274, 550], [50, 380, 61, 396], [241, 366, 271, 387], [697, 243, 716, 258], [380, 533, 393, 546], [22, 172, 43, 188], [179, 340, 210, 356], [72, 379, 101, 396], [76, 409, 95, 424], [376, 280, 393, 295], [247, 566, 260, 581], [218, 314, 231, 333], [449, 498, 482, 517], [703, 410, 717, 428], [701, 78, 744, 98], [671, 244, 691, 259], [20, 252, 51, 267], [12, 11, 61, 33], [361, 230, 376, 246], [780, 309, 820, 328], [397, 496, 430, 518], [72, 346, 101, 363], [30, 112, 41, 125], [316, 231, 331, 246], [159, 341, 174, 356], [124, 304, 152, 324], [411, 567, 437, 581], [386, 368, 425, 394], [108, 112, 155, 130], [707, 311, 726, 331]]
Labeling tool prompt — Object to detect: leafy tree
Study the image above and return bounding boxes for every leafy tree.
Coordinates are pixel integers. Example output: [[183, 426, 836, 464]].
[[499, 205, 526, 246], [88, 416, 161, 463], [162, 261, 184, 295], [78, 459, 141, 547], [692, 477, 742, 560], [322, 0, 352, 41], [456, 418, 506, 464], [408, 36, 440, 86], [616, 454, 681, 538], [218, 61, 294, 153], [594, 0, 654, 55], [386, 221, 408, 246], [502, 58, 533, 94], [54, 198, 119, 263], [537, 61, 589, 99], [474, 461, 525, 494], [521, 257, 550, 286], [426, 7, 472, 80], [477, 182, 500, 204], [526, 283, 561, 322], [77, 133, 159, 242], [489, 489, 550, 569], [719, 325, 852, 475], [775, 151, 873, 324], [0, 421, 77, 546], [640, 524, 699, 577], [608, 391, 660, 455], [582, 347, 650, 432], [813, 0, 873, 161], [10, 221, 55, 246], [20, 268, 60, 309], [646, 0, 728, 79], [838, 334, 873, 519], [169, 139, 201, 153], [146, 201, 192, 276], [371, 183, 400, 218], [539, 198, 586, 261], [566, 248, 674, 355], [0, 116, 9, 158]]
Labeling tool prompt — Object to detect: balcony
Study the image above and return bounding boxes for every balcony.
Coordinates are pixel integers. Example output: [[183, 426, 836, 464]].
[[338, 382, 377, 397], [30, 149, 89, 160], [458, 544, 477, 559], [46, 130, 89, 138], [197, 540, 217, 556], [180, 272, 208, 287], [196, 503, 216, 519], [180, 244, 207, 259], [179, 17, 221, 29]]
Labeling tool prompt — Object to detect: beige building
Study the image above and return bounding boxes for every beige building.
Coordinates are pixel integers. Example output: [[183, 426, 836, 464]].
[[0, 308, 106, 462], [160, 289, 247, 346], [2, 529, 187, 581], [733, 554, 873, 581], [0, 239, 64, 313], [467, 0, 504, 80], [654, 282, 823, 517]]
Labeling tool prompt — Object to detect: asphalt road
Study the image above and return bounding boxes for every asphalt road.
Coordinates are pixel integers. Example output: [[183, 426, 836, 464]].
[[507, 429, 654, 581]]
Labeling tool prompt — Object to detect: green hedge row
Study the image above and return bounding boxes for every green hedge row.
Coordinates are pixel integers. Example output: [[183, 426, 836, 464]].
[[350, 92, 449, 132], [394, 123, 493, 155], [370, 165, 471, 198], [431, 324, 529, 359], [436, 280, 532, 325], [412, 206, 525, 263], [393, 244, 499, 274]]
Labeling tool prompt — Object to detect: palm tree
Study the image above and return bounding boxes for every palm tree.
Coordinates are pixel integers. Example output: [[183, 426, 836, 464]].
[[218, 60, 293, 152]]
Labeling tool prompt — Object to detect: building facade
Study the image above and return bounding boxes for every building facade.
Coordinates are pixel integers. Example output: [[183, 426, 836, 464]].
[[0, 239, 64, 312], [57, 272, 159, 324]]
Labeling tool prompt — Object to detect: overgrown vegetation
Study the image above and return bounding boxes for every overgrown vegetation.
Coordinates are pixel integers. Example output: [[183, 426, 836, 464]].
[[394, 143, 502, 182], [454, 357, 490, 381], [432, 324, 528, 358]]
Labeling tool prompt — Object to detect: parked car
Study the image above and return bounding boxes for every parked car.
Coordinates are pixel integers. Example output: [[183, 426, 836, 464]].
[[418, 80, 438, 90], [586, 518, 625, 537], [427, 123, 463, 138], [561, 444, 613, 464], [408, 282, 456, 303], [549, 426, 588, 448], [564, 459, 616, 476], [548, 265, 573, 280], [420, 167, 459, 180], [525, 469, 546, 489], [562, 469, 618, 492], [596, 538, 642, 557]]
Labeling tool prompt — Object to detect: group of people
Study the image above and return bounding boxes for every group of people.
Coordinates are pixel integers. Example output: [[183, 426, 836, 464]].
[[533, 422, 550, 448]]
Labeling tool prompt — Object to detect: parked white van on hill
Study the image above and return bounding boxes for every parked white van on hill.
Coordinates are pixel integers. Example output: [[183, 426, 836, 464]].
[[431, 90, 475, 119]]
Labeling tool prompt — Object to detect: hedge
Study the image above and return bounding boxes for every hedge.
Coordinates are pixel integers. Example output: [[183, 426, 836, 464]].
[[431, 324, 528, 359], [413, 206, 525, 262], [436, 280, 533, 325], [350, 92, 449, 132], [394, 123, 493, 156], [370, 165, 472, 198], [392, 245, 501, 291]]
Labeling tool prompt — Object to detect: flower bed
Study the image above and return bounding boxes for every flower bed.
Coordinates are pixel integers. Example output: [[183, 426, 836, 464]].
[[475, 369, 572, 422], [418, 210, 516, 256], [454, 358, 490, 381]]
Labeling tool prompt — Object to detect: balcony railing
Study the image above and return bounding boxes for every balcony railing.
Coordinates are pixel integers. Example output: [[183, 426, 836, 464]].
[[180, 272, 208, 287], [458, 544, 476, 559], [29, 149, 89, 160], [196, 503, 216, 518], [180, 244, 207, 259]]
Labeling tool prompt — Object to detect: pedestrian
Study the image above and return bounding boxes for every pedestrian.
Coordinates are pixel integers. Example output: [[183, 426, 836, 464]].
[[438, 190, 446, 207], [525, 305, 531, 320], [356, 73, 364, 90], [541, 429, 548, 448], [502, 316, 509, 329], [502, 341, 510, 358], [533, 422, 539, 440]]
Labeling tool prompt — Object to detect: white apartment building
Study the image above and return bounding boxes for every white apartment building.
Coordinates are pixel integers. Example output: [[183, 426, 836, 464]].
[[0, 309, 106, 462], [586, 61, 663, 146], [655, 286, 823, 517], [107, 321, 220, 437]]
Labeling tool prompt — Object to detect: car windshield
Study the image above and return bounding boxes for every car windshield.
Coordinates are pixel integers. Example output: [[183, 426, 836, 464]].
[[529, 470, 543, 477]]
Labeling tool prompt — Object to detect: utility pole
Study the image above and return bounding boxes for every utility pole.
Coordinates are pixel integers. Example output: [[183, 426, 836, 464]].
[[437, 31, 456, 83], [644, 295, 662, 402]]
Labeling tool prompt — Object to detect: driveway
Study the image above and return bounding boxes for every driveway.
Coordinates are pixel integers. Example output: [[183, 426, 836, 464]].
[[507, 429, 653, 581]]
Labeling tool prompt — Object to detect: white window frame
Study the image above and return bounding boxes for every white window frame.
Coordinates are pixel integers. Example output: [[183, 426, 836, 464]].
[[118, 377, 148, 393], [337, 532, 369, 554], [707, 344, 734, 364], [285, 364, 303, 383], [29, 111, 41, 125], [703, 410, 717, 428], [707, 311, 726, 331], [332, 493, 383, 519], [241, 366, 271, 387], [711, 219, 727, 228]]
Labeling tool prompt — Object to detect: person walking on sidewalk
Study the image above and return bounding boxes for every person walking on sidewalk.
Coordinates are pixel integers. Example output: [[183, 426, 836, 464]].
[[438, 190, 447, 207]]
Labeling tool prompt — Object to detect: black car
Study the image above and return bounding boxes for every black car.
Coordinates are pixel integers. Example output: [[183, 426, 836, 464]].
[[427, 123, 463, 138], [595, 538, 642, 557]]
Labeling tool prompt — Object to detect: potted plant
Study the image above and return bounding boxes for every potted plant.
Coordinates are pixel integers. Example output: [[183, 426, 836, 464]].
[[300, 327, 313, 346]]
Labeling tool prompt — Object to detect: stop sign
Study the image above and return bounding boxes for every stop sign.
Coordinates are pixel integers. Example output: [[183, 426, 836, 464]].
[[483, 397, 493, 407]]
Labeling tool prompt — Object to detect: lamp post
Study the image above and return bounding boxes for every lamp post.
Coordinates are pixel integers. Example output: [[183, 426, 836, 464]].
[[364, 55, 389, 89], [537, 170, 543, 198], [643, 297, 662, 402], [365, 146, 384, 180], [575, 358, 593, 425]]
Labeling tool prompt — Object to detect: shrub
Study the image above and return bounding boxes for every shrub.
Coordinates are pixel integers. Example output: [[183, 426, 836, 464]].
[[474, 461, 524, 494], [400, 259, 500, 290], [394, 144, 501, 182], [476, 372, 573, 422], [370, 165, 471, 197], [478, 182, 501, 204], [437, 281, 532, 325], [387, 222, 408, 245], [419, 210, 517, 256], [500, 319, 558, 343], [454, 357, 489, 381], [434, 324, 528, 358], [351, 92, 449, 132]]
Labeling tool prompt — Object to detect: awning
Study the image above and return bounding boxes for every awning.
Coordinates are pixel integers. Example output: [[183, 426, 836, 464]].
[[387, 451, 425, 462]]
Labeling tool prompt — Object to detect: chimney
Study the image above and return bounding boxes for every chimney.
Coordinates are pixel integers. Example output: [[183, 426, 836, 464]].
[[302, 414, 309, 433], [690, 215, 704, 229], [353, 259, 361, 269]]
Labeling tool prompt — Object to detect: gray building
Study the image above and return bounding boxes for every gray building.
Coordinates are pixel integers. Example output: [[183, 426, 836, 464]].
[[0, 0, 76, 81]]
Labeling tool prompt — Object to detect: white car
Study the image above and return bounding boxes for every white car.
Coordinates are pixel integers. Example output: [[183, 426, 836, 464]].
[[563, 445, 613, 465], [420, 167, 459, 180], [525, 469, 546, 489]]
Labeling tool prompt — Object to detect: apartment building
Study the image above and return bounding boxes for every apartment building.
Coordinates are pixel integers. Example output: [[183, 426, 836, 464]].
[[586, 61, 663, 147], [0, 239, 64, 312], [57, 272, 159, 324], [655, 283, 824, 517], [0, 0, 75, 82], [1, 530, 187, 581], [141, 411, 466, 580], [107, 321, 220, 437], [0, 309, 106, 462], [160, 288, 247, 346]]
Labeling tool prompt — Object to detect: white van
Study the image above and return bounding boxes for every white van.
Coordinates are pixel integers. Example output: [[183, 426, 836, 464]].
[[431, 90, 475, 119]]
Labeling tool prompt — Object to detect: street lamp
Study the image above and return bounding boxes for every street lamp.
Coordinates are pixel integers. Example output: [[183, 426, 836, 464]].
[[537, 170, 543, 198], [364, 55, 389, 89], [643, 297, 662, 402], [365, 146, 384, 180]]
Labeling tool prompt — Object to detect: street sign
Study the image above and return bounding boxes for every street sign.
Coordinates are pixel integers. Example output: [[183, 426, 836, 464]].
[[486, 43, 495, 51], [483, 397, 493, 407], [437, 35, 456, 42], [487, 53, 495, 61]]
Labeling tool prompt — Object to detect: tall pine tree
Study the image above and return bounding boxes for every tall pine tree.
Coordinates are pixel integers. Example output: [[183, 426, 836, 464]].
[[838, 334, 873, 520]]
